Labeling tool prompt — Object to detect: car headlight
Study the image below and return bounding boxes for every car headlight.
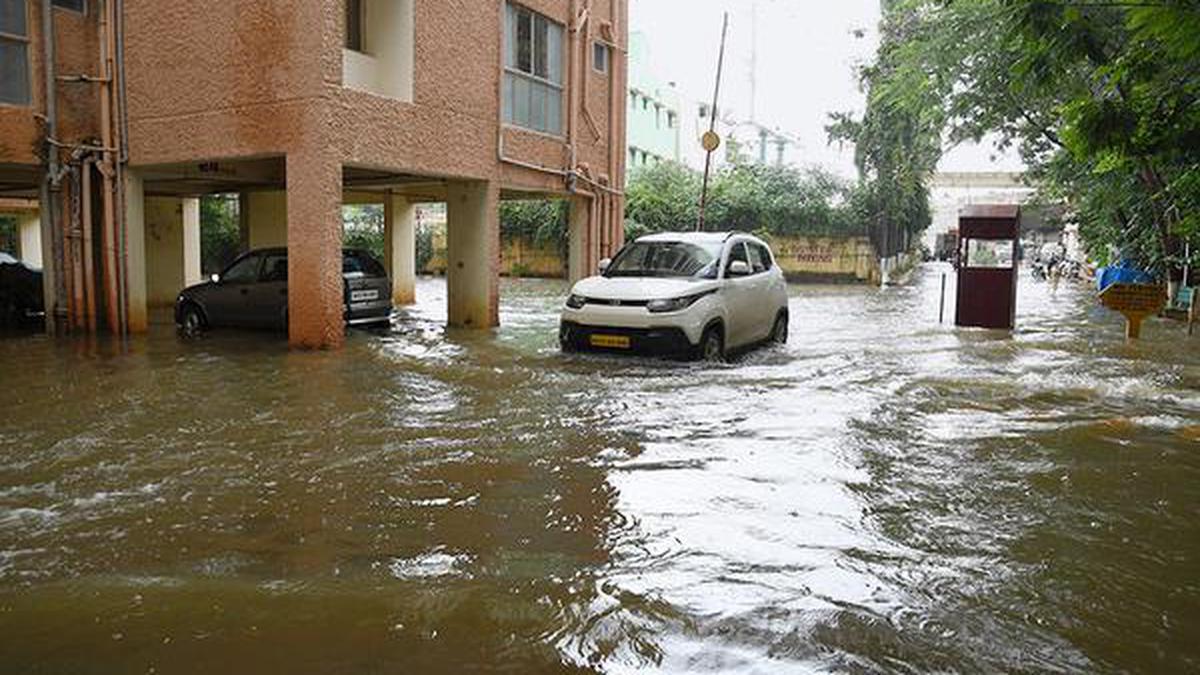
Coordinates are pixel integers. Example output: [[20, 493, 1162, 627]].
[[565, 294, 587, 309], [647, 292, 709, 313]]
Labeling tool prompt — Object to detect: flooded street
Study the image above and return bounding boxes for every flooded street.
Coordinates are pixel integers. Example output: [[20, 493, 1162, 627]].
[[1, 264, 1197, 673]]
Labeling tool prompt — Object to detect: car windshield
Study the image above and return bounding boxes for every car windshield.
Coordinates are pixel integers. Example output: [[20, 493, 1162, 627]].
[[343, 251, 387, 278], [605, 241, 722, 279]]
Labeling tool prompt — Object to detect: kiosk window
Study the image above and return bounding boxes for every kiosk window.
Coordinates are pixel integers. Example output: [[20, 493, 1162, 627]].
[[964, 239, 1014, 269]]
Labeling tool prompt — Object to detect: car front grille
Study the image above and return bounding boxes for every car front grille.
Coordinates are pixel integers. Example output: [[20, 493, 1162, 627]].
[[582, 297, 649, 307]]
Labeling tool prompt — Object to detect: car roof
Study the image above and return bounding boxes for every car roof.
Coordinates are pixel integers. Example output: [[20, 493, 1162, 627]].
[[635, 231, 768, 247]]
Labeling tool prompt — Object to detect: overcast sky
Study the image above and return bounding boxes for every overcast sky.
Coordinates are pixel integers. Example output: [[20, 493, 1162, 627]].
[[628, 0, 1023, 177]]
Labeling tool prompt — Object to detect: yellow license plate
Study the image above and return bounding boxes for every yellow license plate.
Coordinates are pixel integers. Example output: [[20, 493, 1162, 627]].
[[589, 334, 631, 349]]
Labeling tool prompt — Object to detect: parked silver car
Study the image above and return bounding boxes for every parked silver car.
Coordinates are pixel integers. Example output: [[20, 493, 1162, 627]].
[[175, 247, 392, 335]]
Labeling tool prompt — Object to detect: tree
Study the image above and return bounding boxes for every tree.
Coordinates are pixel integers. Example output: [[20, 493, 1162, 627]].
[[624, 161, 704, 238], [499, 199, 568, 245], [831, 0, 1200, 278], [624, 160, 859, 240], [199, 195, 240, 274]]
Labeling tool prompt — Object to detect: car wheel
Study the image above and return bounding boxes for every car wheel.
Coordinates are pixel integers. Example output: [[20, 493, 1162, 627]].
[[697, 325, 724, 362], [770, 312, 789, 344], [178, 303, 205, 337], [559, 324, 577, 352]]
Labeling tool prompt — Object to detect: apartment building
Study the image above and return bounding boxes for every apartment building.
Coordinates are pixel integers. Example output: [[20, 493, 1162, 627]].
[[626, 30, 682, 172], [0, 0, 628, 348]]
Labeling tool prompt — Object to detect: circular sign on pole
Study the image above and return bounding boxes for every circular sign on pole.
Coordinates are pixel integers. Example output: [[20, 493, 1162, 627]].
[[701, 131, 721, 153]]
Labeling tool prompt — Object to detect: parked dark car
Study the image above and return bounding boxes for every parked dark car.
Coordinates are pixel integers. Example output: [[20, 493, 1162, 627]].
[[175, 247, 392, 335], [0, 252, 44, 326]]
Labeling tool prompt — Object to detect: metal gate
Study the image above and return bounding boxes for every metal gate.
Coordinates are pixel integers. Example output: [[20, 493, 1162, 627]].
[[955, 205, 1019, 330]]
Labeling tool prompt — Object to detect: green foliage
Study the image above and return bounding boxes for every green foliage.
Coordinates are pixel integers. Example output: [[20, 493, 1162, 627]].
[[343, 204, 385, 261], [499, 199, 568, 245], [624, 160, 861, 240], [415, 221, 434, 272], [827, 0, 944, 256], [834, 0, 1200, 278], [199, 195, 240, 274], [0, 215, 16, 255]]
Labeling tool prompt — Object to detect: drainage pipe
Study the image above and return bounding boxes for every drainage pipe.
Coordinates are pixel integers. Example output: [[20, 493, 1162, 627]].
[[114, 0, 130, 336], [40, 0, 66, 333], [81, 158, 97, 333], [97, 0, 120, 335]]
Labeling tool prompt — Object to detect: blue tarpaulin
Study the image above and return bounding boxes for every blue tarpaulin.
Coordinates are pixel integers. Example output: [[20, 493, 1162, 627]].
[[1096, 262, 1156, 292]]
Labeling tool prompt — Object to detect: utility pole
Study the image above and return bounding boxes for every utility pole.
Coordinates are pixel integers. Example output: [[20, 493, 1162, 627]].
[[750, 0, 758, 125], [697, 12, 729, 232]]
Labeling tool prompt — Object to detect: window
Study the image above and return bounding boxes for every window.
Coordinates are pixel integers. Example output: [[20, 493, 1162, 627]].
[[667, 111, 677, 129], [52, 0, 84, 12], [260, 254, 288, 283], [964, 239, 1014, 268], [725, 243, 750, 276], [593, 41, 608, 73], [0, 0, 30, 105], [606, 241, 722, 279], [345, 0, 364, 52], [221, 254, 262, 284], [504, 3, 563, 134], [343, 251, 387, 278], [748, 243, 771, 274]]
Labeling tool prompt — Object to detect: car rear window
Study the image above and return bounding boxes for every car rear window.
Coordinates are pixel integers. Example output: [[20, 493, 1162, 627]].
[[343, 251, 387, 278]]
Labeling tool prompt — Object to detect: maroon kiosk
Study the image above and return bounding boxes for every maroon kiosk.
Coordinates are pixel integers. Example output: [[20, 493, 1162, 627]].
[[955, 205, 1020, 330]]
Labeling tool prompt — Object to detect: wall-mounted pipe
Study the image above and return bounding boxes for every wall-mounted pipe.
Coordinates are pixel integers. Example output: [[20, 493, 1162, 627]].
[[81, 158, 97, 333], [114, 0, 130, 336], [40, 0, 66, 333]]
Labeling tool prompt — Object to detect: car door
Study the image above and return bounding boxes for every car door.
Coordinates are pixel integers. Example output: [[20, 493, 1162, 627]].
[[758, 240, 787, 324], [206, 252, 262, 327], [722, 241, 757, 348], [745, 242, 777, 341], [244, 251, 289, 330]]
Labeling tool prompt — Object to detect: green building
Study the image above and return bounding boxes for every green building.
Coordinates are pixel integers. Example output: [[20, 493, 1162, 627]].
[[626, 31, 683, 174]]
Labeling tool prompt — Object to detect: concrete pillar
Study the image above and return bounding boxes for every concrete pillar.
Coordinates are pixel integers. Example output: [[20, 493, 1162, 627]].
[[183, 197, 201, 288], [286, 152, 344, 349], [384, 194, 417, 305], [567, 194, 590, 282], [17, 213, 41, 267], [445, 180, 499, 329], [143, 196, 203, 307], [124, 170, 148, 332], [245, 191, 288, 249], [237, 192, 250, 253]]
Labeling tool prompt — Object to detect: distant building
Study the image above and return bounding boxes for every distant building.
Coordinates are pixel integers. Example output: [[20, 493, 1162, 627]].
[[626, 31, 683, 172]]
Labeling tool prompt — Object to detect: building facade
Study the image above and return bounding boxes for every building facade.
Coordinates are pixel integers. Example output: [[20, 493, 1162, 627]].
[[625, 30, 681, 173], [0, 0, 628, 348]]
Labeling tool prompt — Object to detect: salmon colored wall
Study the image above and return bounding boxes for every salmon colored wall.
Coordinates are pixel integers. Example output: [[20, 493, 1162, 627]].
[[123, 0, 625, 195], [0, 3, 100, 169]]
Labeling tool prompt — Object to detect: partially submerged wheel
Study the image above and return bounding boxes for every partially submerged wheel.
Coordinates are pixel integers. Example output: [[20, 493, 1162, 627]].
[[178, 303, 205, 337], [697, 325, 724, 362], [770, 312, 789, 345]]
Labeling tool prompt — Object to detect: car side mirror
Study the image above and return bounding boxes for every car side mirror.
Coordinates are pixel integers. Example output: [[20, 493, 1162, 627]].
[[210, 274, 220, 284], [598, 258, 611, 273], [727, 260, 751, 277]]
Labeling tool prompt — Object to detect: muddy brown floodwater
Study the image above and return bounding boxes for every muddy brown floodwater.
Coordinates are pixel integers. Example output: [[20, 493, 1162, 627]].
[[1, 264, 1198, 674]]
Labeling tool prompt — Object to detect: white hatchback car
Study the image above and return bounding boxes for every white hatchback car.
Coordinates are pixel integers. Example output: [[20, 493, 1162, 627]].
[[559, 232, 790, 360]]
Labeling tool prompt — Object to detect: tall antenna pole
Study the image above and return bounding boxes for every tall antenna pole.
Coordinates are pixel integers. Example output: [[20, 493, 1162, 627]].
[[750, 0, 758, 124], [697, 12, 729, 232]]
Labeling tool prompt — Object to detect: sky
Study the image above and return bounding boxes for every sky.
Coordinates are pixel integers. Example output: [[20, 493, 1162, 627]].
[[628, 0, 1023, 178]]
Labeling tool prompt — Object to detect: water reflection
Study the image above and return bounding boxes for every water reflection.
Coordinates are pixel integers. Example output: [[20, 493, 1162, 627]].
[[0, 265, 1197, 673]]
